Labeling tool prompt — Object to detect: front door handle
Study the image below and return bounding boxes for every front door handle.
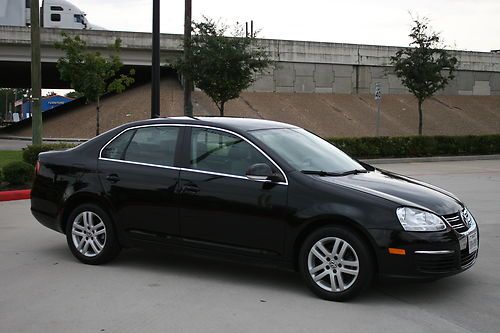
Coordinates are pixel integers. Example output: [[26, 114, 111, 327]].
[[106, 174, 120, 183], [181, 184, 200, 194]]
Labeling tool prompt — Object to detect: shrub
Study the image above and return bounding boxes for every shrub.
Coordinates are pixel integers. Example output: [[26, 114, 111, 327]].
[[22, 143, 76, 166], [2, 161, 34, 185], [328, 134, 500, 159]]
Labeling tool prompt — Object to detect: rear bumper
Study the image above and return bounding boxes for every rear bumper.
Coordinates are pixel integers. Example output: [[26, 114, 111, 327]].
[[31, 208, 64, 233]]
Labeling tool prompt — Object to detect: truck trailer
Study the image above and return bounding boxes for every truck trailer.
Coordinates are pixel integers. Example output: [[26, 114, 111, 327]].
[[0, 0, 101, 29]]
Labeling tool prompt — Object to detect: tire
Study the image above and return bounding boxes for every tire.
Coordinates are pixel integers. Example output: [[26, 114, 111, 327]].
[[65, 203, 121, 265], [298, 226, 374, 301]]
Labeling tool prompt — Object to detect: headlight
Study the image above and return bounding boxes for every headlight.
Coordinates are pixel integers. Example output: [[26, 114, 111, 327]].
[[396, 207, 446, 232]]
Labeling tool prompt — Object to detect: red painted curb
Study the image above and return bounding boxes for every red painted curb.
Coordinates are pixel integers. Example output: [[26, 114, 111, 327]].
[[0, 189, 31, 202]]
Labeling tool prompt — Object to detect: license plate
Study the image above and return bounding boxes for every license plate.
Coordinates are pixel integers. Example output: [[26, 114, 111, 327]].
[[459, 237, 467, 250], [468, 230, 478, 254]]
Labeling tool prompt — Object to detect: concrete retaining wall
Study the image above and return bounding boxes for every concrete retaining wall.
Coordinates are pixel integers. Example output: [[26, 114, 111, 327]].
[[249, 62, 500, 96]]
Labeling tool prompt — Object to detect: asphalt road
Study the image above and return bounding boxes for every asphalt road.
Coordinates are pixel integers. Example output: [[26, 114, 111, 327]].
[[1, 160, 499, 333], [0, 139, 84, 151], [0, 138, 31, 151]]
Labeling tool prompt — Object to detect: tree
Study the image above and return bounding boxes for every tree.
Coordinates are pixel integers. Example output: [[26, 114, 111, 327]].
[[391, 18, 458, 135], [0, 88, 28, 120], [175, 18, 273, 116], [65, 91, 84, 99], [55, 34, 135, 136]]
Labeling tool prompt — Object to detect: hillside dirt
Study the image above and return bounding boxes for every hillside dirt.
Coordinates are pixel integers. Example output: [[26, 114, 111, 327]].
[[4, 77, 500, 139]]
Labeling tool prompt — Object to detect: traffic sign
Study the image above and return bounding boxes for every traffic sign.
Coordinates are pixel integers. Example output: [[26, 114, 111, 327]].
[[375, 83, 382, 100]]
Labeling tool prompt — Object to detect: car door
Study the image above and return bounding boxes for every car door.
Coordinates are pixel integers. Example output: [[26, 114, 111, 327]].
[[98, 125, 182, 237], [178, 126, 288, 256]]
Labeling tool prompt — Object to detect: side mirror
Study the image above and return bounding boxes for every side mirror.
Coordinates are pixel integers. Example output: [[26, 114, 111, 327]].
[[246, 163, 273, 181]]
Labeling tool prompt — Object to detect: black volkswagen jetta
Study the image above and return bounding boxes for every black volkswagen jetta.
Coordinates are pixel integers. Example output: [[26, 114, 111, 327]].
[[31, 117, 479, 301]]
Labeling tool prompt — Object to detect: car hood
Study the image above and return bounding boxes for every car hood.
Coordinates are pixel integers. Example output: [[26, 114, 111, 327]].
[[313, 170, 463, 216]]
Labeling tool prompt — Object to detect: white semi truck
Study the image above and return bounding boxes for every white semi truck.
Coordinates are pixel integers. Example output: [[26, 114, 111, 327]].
[[0, 0, 101, 29]]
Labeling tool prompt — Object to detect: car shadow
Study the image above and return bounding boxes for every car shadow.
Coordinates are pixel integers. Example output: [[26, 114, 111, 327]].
[[113, 248, 311, 297], [108, 248, 480, 304], [40, 243, 474, 303], [372, 274, 476, 303]]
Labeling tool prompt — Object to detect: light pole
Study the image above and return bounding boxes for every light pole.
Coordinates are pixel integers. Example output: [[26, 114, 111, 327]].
[[183, 0, 193, 117], [31, 0, 42, 144], [151, 0, 160, 118]]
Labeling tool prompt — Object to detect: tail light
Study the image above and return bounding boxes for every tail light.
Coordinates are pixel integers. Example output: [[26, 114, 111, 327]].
[[35, 161, 41, 175]]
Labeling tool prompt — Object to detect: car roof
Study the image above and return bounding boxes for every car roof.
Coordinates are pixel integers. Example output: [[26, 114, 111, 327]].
[[124, 116, 299, 133]]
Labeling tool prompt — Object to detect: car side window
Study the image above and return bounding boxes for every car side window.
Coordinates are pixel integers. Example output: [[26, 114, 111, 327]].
[[190, 128, 269, 176], [123, 127, 179, 167], [51, 13, 61, 22], [101, 126, 179, 167], [101, 129, 135, 160]]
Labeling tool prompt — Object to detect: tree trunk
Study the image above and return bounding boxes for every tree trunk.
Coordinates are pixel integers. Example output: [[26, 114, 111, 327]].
[[219, 102, 225, 117], [418, 99, 423, 136], [96, 96, 100, 136]]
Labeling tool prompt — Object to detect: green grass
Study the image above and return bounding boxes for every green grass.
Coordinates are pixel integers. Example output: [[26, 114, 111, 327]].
[[0, 150, 23, 169]]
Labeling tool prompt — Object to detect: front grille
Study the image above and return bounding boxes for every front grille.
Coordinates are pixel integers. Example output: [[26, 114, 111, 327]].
[[460, 249, 477, 269], [415, 250, 477, 273], [443, 212, 469, 233], [415, 253, 459, 273]]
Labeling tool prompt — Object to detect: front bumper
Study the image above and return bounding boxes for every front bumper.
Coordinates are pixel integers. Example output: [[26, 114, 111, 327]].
[[370, 221, 479, 280]]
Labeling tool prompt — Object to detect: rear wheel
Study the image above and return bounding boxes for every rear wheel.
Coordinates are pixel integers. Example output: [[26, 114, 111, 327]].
[[66, 203, 121, 265], [299, 226, 373, 301]]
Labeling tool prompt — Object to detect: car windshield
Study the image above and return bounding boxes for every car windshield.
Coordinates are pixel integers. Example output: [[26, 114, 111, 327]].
[[250, 128, 365, 174]]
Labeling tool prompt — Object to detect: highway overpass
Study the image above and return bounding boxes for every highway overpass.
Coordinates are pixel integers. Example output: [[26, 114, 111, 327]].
[[0, 26, 183, 88], [1, 26, 500, 95]]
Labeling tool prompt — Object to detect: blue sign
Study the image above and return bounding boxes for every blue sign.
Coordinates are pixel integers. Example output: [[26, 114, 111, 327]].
[[22, 95, 73, 118]]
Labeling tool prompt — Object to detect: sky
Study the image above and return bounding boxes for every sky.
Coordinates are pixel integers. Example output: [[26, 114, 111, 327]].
[[67, 0, 500, 52]]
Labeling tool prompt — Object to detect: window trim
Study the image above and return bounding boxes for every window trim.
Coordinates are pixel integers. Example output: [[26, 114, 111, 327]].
[[99, 157, 181, 171], [98, 124, 288, 185]]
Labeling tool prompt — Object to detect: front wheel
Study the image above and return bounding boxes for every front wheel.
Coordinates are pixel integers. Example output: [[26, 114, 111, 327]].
[[66, 203, 121, 265], [299, 226, 374, 301]]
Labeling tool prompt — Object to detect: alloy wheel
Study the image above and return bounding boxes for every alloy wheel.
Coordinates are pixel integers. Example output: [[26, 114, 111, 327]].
[[307, 237, 360, 292], [71, 211, 107, 257]]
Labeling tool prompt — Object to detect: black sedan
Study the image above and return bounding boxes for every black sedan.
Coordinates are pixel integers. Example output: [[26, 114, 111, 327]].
[[31, 117, 479, 301]]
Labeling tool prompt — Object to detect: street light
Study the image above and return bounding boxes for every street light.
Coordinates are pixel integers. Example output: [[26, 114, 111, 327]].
[[31, 0, 42, 144], [151, 0, 160, 118], [183, 0, 193, 117]]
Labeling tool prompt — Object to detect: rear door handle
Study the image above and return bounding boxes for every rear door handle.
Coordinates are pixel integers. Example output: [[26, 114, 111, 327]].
[[106, 174, 120, 183], [182, 184, 200, 194]]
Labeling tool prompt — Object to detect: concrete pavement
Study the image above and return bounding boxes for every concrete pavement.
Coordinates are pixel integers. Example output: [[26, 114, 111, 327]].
[[0, 160, 499, 333]]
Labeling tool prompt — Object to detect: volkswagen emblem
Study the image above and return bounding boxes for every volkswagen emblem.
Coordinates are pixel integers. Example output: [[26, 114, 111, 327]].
[[461, 209, 472, 228]]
